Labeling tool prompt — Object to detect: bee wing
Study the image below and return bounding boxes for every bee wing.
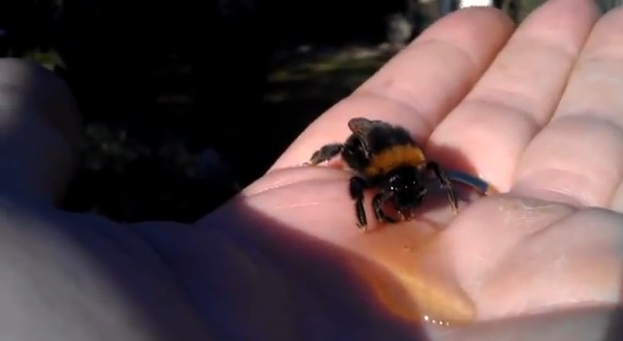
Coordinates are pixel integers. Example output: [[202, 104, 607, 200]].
[[348, 117, 375, 136], [347, 117, 380, 158]]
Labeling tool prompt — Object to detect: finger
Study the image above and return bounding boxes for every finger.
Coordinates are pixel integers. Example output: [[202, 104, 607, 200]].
[[270, 8, 514, 170], [426, 0, 601, 192], [511, 8, 623, 208]]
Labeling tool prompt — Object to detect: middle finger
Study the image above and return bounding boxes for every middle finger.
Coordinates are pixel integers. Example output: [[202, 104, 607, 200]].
[[512, 7, 623, 209], [427, 0, 600, 192]]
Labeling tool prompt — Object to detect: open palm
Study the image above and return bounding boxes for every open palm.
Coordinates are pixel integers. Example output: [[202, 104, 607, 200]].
[[158, 2, 623, 339], [7, 1, 623, 341]]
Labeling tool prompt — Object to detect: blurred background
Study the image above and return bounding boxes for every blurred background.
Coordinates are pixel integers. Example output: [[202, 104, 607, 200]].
[[0, 0, 619, 223]]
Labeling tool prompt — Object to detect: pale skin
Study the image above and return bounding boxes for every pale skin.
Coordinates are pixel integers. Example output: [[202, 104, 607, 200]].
[[2, 1, 623, 340]]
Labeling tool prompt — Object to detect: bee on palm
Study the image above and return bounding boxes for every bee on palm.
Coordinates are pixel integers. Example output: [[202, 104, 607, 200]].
[[304, 117, 492, 229]]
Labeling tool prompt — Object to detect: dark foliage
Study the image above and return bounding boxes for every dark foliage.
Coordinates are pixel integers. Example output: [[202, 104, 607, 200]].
[[0, 0, 424, 222]]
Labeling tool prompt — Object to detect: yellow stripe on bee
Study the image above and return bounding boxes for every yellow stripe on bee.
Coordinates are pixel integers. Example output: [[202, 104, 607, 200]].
[[364, 144, 425, 177]]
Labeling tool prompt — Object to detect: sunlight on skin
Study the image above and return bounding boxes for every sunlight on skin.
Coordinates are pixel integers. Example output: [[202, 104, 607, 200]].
[[4, 1, 623, 341], [247, 0, 623, 332], [269, 8, 515, 171], [240, 167, 483, 324]]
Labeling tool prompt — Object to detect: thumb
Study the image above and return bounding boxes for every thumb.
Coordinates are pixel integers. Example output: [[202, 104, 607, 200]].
[[0, 58, 81, 205]]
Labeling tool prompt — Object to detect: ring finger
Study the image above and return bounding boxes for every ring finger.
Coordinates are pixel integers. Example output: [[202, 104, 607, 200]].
[[511, 7, 623, 209]]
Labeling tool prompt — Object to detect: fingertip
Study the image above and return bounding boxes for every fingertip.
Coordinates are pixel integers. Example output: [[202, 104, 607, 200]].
[[415, 6, 516, 63]]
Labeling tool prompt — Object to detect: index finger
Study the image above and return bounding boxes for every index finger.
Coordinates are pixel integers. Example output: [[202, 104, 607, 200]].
[[270, 8, 515, 171]]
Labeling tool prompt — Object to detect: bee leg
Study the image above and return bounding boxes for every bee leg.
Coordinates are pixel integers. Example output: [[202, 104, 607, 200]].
[[304, 143, 344, 166], [372, 191, 398, 224], [445, 170, 495, 196], [426, 161, 459, 214], [349, 176, 369, 229]]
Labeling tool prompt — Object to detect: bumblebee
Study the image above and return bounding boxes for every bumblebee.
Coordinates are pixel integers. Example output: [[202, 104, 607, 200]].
[[304, 117, 490, 229]]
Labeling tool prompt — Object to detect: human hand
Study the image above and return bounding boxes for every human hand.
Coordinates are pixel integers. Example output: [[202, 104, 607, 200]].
[[3, 1, 623, 341], [165, 0, 623, 339]]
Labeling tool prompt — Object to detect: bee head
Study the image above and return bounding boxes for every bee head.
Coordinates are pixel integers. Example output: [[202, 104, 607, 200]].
[[387, 166, 426, 220]]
